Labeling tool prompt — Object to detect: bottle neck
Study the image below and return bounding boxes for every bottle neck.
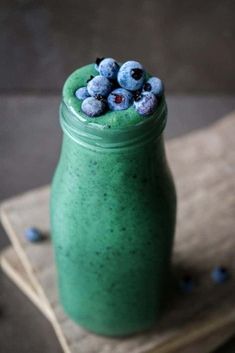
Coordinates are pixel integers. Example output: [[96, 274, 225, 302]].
[[60, 98, 167, 152]]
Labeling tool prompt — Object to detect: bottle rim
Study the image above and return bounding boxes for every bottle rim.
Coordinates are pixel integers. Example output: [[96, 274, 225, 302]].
[[60, 98, 167, 151]]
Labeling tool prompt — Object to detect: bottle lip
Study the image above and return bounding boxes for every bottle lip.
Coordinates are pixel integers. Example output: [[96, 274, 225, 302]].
[[60, 98, 167, 151]]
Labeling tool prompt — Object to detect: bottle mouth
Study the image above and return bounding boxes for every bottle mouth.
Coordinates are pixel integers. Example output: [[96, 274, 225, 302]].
[[60, 98, 167, 151]]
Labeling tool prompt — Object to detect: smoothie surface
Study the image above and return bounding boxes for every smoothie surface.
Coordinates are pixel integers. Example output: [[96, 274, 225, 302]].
[[63, 64, 161, 130]]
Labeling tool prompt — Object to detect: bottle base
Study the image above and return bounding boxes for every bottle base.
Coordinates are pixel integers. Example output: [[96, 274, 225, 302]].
[[62, 302, 160, 337]]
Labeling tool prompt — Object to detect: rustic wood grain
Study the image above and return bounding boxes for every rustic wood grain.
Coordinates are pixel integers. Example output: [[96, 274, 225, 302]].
[[1, 112, 235, 353]]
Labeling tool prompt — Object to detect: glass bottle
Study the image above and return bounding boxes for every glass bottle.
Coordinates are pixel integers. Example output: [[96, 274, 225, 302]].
[[51, 93, 176, 336]]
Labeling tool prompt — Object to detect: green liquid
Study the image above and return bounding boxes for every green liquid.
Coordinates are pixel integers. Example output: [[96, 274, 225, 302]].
[[51, 65, 176, 336]]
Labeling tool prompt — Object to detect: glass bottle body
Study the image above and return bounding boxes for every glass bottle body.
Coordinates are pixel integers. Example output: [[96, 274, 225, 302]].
[[51, 101, 176, 336]]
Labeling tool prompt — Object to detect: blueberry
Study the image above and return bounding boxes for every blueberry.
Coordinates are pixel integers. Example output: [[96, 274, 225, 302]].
[[134, 92, 157, 116], [117, 61, 145, 91], [107, 88, 133, 111], [87, 75, 112, 98], [98, 58, 120, 80], [179, 275, 194, 293], [81, 97, 106, 117], [211, 266, 229, 284], [25, 227, 43, 242], [75, 87, 90, 100], [143, 77, 164, 97]]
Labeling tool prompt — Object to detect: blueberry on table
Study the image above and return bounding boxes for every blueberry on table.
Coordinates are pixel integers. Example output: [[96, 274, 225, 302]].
[[98, 58, 120, 80], [87, 75, 112, 98], [143, 77, 164, 97], [179, 275, 194, 293], [25, 227, 43, 243], [211, 266, 229, 284], [134, 92, 157, 116], [117, 61, 145, 91], [108, 88, 133, 111], [81, 97, 106, 117], [75, 87, 90, 100]]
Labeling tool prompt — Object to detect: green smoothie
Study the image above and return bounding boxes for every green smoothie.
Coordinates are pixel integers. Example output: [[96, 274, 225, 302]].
[[51, 63, 176, 336]]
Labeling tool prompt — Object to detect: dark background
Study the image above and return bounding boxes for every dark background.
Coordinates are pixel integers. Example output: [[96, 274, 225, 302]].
[[1, 0, 235, 94], [0, 1, 235, 352]]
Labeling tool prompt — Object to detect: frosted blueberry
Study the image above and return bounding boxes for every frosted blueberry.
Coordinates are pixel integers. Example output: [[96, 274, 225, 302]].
[[98, 58, 120, 80], [143, 77, 164, 97], [75, 87, 90, 100], [134, 92, 157, 116], [108, 88, 133, 111], [87, 75, 112, 98], [211, 266, 229, 284], [117, 61, 145, 91], [81, 97, 106, 117], [25, 227, 43, 242]]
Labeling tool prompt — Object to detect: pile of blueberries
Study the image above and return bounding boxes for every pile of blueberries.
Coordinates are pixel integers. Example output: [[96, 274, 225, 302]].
[[75, 58, 164, 118]]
